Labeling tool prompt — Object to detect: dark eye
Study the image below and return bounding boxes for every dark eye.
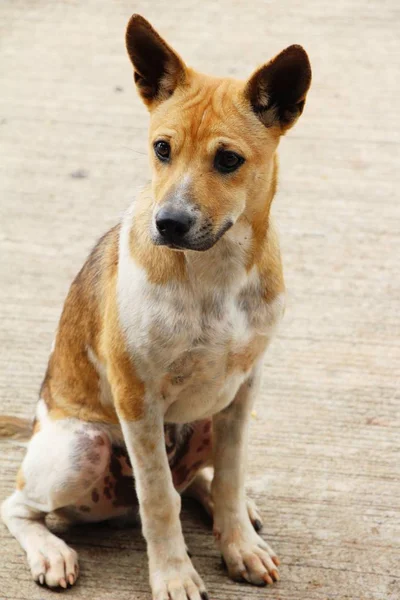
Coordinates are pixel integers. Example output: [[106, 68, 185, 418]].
[[154, 140, 171, 162], [214, 150, 244, 174]]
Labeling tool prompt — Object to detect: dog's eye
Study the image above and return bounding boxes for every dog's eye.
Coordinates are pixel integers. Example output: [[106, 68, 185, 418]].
[[214, 150, 244, 174], [154, 141, 171, 162]]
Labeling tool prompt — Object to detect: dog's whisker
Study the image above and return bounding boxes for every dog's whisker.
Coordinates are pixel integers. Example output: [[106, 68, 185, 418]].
[[121, 146, 148, 157]]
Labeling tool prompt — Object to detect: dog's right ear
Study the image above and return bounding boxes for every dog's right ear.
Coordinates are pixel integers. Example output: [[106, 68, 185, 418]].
[[125, 15, 186, 107]]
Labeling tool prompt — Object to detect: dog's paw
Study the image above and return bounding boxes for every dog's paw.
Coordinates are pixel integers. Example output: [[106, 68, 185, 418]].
[[218, 526, 279, 586], [150, 556, 208, 600], [28, 537, 79, 588]]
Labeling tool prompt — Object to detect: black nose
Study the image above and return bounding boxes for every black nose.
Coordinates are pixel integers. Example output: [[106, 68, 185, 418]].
[[155, 206, 194, 241]]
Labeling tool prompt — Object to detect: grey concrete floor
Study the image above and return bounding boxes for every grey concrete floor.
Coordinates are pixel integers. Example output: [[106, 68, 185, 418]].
[[0, 1, 399, 599]]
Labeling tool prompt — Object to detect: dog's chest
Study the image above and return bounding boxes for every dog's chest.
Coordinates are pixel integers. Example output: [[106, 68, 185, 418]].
[[156, 291, 257, 418], [118, 259, 283, 423]]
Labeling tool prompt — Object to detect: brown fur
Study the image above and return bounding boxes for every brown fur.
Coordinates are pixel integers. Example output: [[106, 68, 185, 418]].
[[227, 335, 269, 375], [41, 226, 120, 424], [102, 283, 146, 422], [146, 70, 280, 239], [258, 219, 286, 304]]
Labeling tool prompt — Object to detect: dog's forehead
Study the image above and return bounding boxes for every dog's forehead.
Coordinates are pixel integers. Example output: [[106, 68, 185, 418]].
[[149, 72, 266, 149]]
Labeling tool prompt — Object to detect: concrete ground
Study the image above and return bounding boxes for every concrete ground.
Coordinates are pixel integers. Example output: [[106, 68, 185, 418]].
[[0, 1, 399, 599]]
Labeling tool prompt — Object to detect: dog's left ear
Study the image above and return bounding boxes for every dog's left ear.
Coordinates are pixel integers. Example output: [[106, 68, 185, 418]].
[[125, 14, 186, 107], [245, 45, 312, 132]]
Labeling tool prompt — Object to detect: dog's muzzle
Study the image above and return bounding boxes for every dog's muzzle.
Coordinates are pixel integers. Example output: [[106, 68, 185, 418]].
[[153, 204, 233, 251]]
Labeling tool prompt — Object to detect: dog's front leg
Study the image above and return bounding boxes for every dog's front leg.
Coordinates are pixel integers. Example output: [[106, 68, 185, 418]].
[[212, 366, 280, 586], [110, 370, 207, 600]]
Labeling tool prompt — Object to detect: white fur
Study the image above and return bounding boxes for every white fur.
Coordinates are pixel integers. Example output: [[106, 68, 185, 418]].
[[114, 204, 284, 595], [1, 415, 109, 588], [117, 207, 284, 424], [87, 346, 114, 409]]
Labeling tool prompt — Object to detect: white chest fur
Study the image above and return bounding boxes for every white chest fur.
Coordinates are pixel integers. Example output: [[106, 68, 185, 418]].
[[117, 209, 284, 424]]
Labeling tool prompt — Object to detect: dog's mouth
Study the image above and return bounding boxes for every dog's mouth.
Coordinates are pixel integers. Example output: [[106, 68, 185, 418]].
[[151, 220, 233, 252]]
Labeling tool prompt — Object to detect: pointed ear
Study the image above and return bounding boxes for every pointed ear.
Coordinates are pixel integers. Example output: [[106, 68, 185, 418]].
[[245, 45, 311, 132], [125, 15, 186, 107]]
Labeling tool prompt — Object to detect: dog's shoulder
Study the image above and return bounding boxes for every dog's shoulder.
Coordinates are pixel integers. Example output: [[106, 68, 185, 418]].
[[40, 224, 121, 424]]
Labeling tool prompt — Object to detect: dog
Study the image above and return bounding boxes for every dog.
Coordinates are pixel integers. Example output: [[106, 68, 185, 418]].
[[1, 14, 311, 599]]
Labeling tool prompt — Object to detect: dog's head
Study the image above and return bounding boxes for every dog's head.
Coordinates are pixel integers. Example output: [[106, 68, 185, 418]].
[[126, 15, 311, 251]]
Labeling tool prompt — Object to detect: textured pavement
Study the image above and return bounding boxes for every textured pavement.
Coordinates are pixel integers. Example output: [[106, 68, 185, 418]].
[[0, 1, 399, 599]]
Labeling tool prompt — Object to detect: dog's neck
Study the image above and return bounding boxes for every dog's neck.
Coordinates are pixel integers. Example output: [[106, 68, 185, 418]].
[[183, 218, 253, 289]]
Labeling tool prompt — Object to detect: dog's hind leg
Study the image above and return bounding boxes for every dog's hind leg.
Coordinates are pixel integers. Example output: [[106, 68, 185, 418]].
[[1, 410, 111, 588], [184, 467, 264, 531], [2, 491, 80, 588]]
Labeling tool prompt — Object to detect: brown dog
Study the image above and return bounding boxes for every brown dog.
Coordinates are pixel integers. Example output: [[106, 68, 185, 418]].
[[2, 14, 311, 599]]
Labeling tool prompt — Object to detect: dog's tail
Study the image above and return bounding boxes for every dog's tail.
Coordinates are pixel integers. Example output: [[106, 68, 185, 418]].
[[0, 416, 32, 441]]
